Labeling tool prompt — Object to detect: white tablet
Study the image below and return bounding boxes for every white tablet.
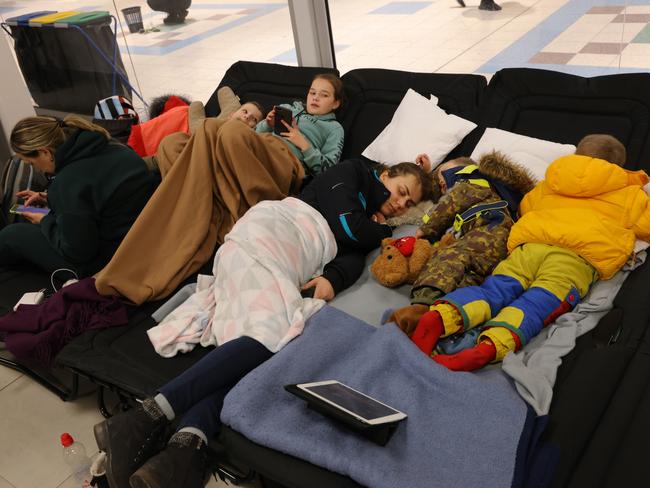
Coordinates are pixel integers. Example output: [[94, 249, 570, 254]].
[[296, 380, 407, 425]]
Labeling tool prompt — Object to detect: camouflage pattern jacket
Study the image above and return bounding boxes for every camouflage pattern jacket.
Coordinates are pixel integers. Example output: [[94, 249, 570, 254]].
[[411, 151, 536, 305]]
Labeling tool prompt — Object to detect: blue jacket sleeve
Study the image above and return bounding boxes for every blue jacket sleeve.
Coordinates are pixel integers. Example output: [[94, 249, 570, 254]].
[[301, 122, 345, 175], [255, 119, 272, 134]]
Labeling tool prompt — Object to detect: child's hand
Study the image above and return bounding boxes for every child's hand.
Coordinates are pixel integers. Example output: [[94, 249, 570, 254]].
[[265, 107, 276, 127], [301, 276, 334, 301], [280, 119, 310, 151], [415, 227, 424, 238], [415, 153, 432, 172]]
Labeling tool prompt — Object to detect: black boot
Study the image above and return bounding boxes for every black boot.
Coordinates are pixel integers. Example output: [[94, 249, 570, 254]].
[[163, 10, 186, 25], [129, 432, 211, 488], [94, 398, 171, 488], [479, 0, 502, 10], [456, 0, 466, 6]]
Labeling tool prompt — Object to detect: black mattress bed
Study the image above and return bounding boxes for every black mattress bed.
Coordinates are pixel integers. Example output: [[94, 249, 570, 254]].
[[2, 61, 650, 487]]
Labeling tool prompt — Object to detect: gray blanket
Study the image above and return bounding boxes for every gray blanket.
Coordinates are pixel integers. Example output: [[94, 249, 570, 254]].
[[502, 250, 645, 415], [221, 306, 534, 488]]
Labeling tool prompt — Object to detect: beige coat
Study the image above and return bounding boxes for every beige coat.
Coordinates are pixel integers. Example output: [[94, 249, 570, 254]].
[[95, 118, 304, 304]]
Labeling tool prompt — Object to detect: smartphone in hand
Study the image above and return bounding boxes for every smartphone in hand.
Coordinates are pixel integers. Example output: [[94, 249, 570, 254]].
[[273, 106, 293, 135], [9, 204, 50, 215]]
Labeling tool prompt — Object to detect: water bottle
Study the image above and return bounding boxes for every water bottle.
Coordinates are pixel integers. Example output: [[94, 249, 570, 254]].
[[60, 432, 91, 487]]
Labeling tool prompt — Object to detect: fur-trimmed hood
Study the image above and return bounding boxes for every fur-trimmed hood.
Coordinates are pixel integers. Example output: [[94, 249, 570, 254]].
[[477, 150, 536, 196]]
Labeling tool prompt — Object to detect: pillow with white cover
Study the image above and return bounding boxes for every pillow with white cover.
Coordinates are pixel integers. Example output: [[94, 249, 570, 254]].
[[362, 89, 477, 169], [470, 128, 576, 183]]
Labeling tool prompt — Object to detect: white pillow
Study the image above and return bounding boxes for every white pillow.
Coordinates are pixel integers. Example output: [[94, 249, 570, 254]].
[[362, 89, 476, 169], [470, 128, 575, 182]]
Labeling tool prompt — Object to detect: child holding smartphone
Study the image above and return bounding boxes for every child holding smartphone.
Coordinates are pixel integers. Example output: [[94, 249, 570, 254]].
[[94, 74, 345, 305], [256, 73, 345, 176]]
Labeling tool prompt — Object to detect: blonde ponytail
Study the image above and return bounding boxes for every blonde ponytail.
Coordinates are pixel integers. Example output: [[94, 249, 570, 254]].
[[63, 114, 110, 139], [10, 115, 110, 156]]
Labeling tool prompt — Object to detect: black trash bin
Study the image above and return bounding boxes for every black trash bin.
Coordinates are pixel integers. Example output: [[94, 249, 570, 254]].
[[3, 11, 133, 115], [121, 6, 144, 34]]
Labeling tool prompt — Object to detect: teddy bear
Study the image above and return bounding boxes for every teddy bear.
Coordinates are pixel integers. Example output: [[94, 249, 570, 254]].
[[371, 236, 433, 288]]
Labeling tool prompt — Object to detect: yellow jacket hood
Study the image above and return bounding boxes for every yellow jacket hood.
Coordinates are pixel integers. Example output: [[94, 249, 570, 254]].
[[508, 154, 650, 279], [546, 155, 649, 198]]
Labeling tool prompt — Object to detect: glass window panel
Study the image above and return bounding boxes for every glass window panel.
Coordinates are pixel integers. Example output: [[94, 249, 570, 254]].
[[327, 0, 650, 77], [1, 1, 294, 118]]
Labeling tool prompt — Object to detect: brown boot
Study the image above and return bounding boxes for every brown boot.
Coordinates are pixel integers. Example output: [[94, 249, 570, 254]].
[[388, 304, 430, 337]]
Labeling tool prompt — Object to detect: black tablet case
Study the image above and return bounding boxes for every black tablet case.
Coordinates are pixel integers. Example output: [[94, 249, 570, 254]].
[[284, 384, 404, 447]]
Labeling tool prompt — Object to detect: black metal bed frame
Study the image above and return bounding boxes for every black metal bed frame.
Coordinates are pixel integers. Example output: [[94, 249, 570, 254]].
[[0, 352, 78, 400]]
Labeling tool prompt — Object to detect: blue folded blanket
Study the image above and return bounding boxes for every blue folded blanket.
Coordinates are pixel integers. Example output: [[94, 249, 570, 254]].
[[222, 306, 538, 488]]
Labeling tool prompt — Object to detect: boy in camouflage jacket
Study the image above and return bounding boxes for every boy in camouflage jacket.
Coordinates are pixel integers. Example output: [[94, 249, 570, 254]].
[[389, 151, 536, 335]]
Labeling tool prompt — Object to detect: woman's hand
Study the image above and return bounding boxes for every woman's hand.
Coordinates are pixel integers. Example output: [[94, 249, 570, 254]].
[[280, 119, 310, 151], [302, 276, 335, 301], [16, 190, 47, 207], [371, 211, 386, 224], [22, 212, 44, 224]]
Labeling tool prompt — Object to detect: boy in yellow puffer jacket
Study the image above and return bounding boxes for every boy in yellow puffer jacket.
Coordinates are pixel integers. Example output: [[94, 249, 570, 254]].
[[408, 134, 650, 371]]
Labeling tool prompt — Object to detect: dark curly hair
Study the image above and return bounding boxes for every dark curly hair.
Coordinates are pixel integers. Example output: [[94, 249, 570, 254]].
[[148, 94, 192, 119]]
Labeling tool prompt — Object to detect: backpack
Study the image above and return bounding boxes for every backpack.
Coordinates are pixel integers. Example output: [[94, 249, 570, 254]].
[[0, 156, 49, 228]]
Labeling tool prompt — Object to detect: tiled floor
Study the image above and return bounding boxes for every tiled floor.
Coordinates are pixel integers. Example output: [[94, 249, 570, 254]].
[[2, 0, 650, 486], [2, 0, 650, 116], [0, 364, 255, 487]]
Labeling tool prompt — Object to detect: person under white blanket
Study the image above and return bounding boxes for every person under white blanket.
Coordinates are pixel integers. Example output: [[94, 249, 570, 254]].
[[92, 159, 432, 488]]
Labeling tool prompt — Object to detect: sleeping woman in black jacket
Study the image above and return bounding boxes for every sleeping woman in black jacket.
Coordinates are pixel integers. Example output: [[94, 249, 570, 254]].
[[300, 158, 431, 299], [94, 158, 432, 488]]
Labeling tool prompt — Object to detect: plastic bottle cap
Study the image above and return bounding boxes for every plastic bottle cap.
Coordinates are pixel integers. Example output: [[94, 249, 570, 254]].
[[60, 432, 74, 447]]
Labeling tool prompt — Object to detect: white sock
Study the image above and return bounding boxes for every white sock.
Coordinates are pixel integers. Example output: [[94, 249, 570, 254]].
[[153, 393, 176, 421]]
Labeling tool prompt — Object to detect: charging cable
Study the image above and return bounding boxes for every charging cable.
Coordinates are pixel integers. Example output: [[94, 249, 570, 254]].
[[50, 268, 79, 293]]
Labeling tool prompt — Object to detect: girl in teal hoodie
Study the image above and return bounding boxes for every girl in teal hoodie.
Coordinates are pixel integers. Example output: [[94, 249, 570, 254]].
[[2, 115, 157, 276], [255, 73, 345, 176]]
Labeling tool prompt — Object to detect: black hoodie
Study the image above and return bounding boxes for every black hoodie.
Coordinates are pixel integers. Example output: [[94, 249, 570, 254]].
[[300, 158, 393, 294], [40, 129, 158, 275]]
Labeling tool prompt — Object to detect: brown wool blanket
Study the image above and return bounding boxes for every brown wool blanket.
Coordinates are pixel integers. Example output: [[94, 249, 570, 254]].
[[95, 118, 304, 304]]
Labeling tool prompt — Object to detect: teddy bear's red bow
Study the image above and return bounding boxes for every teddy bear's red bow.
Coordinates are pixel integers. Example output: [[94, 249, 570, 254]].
[[391, 236, 416, 257]]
